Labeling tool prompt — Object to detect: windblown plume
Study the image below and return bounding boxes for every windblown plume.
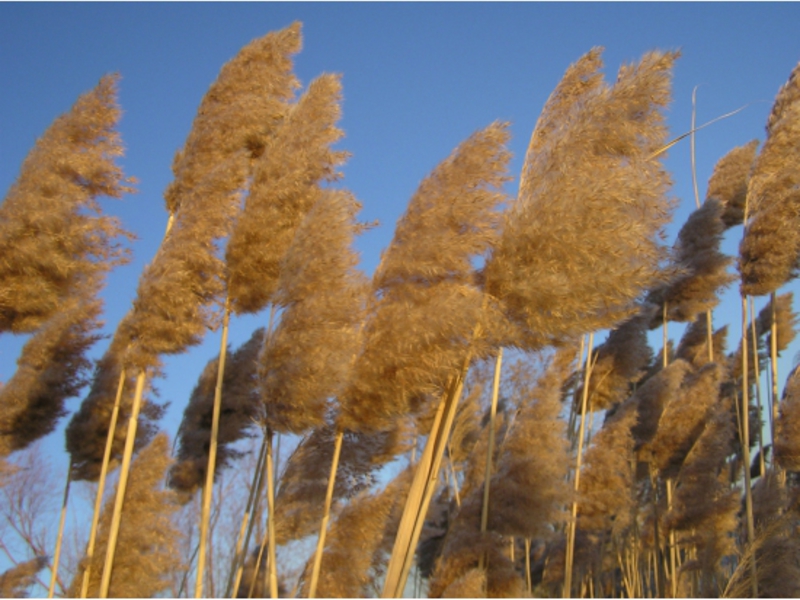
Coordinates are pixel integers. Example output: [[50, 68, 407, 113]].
[[757, 291, 798, 355], [706, 140, 759, 228], [164, 22, 301, 215], [122, 25, 303, 373], [274, 423, 410, 545], [775, 365, 800, 470], [70, 433, 183, 598], [675, 315, 728, 369], [226, 73, 348, 315], [0, 285, 101, 457], [739, 60, 800, 297], [64, 314, 164, 481], [627, 358, 692, 450], [485, 49, 677, 348], [486, 348, 575, 539], [578, 311, 653, 411], [259, 189, 367, 434], [644, 362, 724, 479], [0, 75, 133, 334], [577, 405, 637, 537], [0, 556, 47, 598], [339, 122, 512, 432], [647, 198, 736, 324], [667, 398, 738, 597], [302, 467, 413, 598], [168, 327, 263, 499]]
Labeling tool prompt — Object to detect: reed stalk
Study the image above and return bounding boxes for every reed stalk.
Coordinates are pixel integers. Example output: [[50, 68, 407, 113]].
[[749, 296, 767, 476], [307, 428, 343, 598], [47, 460, 71, 598], [194, 297, 231, 598], [740, 295, 758, 597], [564, 332, 595, 598], [79, 369, 126, 598], [98, 370, 146, 598], [479, 347, 504, 568], [770, 292, 782, 480], [265, 428, 278, 598]]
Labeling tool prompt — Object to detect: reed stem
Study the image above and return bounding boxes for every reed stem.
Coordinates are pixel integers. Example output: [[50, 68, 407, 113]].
[[47, 460, 71, 598]]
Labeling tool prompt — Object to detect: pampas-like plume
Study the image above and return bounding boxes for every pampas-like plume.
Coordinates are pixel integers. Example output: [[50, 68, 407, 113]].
[[164, 22, 301, 215], [0, 285, 102, 457], [739, 60, 800, 297], [259, 189, 368, 434], [675, 316, 728, 369], [578, 311, 654, 412], [644, 362, 724, 479], [577, 404, 638, 537], [647, 198, 736, 324], [168, 327, 264, 499], [273, 424, 411, 545], [484, 49, 677, 348], [69, 433, 183, 598], [0, 75, 133, 334], [485, 349, 575, 540], [667, 398, 738, 597], [775, 365, 800, 470], [226, 73, 348, 315], [301, 467, 413, 598], [339, 122, 511, 433], [0, 556, 48, 598], [123, 25, 303, 373], [706, 140, 759, 229]]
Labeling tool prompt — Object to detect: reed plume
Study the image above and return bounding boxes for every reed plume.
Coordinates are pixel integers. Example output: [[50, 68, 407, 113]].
[[485, 49, 677, 348], [302, 467, 413, 598], [164, 22, 301, 216], [706, 140, 759, 229], [169, 327, 264, 498], [628, 359, 692, 451], [647, 198, 735, 324], [0, 75, 133, 334], [226, 73, 348, 315], [666, 398, 738, 597], [0, 284, 102, 457], [775, 365, 800, 470], [259, 189, 368, 434], [0, 556, 47, 598], [675, 316, 728, 369], [339, 122, 511, 433], [578, 311, 654, 412], [70, 433, 183, 598], [739, 59, 800, 297]]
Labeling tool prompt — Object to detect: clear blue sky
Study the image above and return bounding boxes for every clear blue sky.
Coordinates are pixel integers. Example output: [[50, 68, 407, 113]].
[[2, 0, 800, 519]]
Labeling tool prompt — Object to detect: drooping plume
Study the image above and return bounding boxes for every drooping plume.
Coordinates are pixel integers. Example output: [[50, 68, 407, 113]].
[[739, 60, 800, 297], [0, 75, 133, 334], [675, 315, 728, 369], [0, 287, 101, 457], [705, 140, 759, 229], [0, 556, 47, 598], [485, 49, 677, 348], [647, 198, 736, 325], [339, 122, 512, 432], [169, 327, 264, 499], [260, 189, 368, 434], [226, 73, 348, 315], [70, 433, 183, 598], [775, 365, 800, 470], [122, 24, 303, 373]]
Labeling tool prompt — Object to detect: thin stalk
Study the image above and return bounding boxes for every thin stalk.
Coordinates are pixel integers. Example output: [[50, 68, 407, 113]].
[[564, 332, 596, 598], [749, 296, 766, 476], [770, 293, 783, 482], [567, 336, 588, 449], [666, 479, 677, 598], [195, 297, 231, 598], [47, 460, 72, 598], [663, 302, 669, 369], [479, 348, 504, 569], [740, 295, 758, 597], [98, 370, 147, 598], [247, 437, 274, 599], [307, 429, 343, 598], [265, 428, 278, 599], [224, 436, 267, 598], [525, 538, 532, 596], [80, 369, 126, 598], [395, 372, 468, 597]]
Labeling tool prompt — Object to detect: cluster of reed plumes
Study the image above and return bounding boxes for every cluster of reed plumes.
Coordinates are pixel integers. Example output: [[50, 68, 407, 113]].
[[3, 20, 800, 599]]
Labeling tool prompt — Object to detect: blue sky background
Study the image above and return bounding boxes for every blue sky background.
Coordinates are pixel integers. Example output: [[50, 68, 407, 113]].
[[2, 0, 800, 585]]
